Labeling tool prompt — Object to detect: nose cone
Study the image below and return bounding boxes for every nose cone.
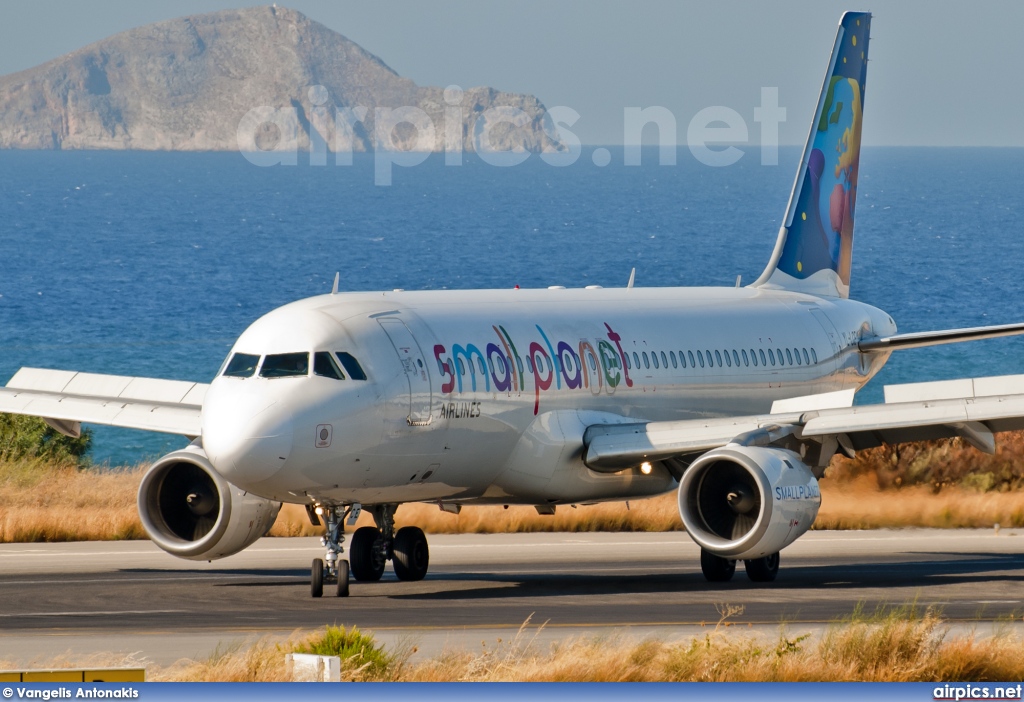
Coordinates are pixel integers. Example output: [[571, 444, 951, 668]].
[[202, 381, 294, 487]]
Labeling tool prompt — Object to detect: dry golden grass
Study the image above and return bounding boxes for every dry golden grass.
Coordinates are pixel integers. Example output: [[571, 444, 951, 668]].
[[0, 457, 146, 542], [6, 430, 1024, 543], [23, 610, 1024, 682], [816, 474, 1024, 529], [400, 610, 1024, 682]]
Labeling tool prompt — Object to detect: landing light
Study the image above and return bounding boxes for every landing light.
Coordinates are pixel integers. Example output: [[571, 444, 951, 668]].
[[315, 506, 324, 516], [640, 462, 653, 475]]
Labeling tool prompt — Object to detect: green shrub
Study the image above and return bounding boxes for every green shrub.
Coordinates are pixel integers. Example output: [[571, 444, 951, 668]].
[[291, 625, 391, 680], [0, 413, 92, 466]]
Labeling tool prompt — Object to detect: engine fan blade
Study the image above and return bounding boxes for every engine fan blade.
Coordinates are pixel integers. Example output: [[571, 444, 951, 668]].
[[731, 513, 755, 540], [193, 515, 215, 541]]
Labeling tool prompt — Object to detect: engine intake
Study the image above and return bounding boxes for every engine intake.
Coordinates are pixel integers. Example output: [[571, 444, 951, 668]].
[[138, 442, 281, 561], [678, 445, 820, 560]]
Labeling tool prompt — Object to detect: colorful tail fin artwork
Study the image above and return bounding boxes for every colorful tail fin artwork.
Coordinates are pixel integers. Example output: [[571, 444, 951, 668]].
[[754, 12, 870, 299]]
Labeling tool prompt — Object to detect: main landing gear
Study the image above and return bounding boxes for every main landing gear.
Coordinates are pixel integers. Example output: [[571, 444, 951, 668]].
[[699, 548, 780, 583], [348, 504, 430, 583], [309, 503, 430, 597]]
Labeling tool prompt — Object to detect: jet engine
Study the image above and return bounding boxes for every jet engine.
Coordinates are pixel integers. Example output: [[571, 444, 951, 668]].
[[138, 442, 281, 561], [678, 445, 820, 560]]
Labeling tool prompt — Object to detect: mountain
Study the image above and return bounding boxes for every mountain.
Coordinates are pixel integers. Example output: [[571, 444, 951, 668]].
[[0, 6, 561, 153]]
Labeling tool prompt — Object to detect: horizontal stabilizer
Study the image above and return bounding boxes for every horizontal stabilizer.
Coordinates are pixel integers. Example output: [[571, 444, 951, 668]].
[[883, 373, 1024, 403], [859, 322, 1024, 353]]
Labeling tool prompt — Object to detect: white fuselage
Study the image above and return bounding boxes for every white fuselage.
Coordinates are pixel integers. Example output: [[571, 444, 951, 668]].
[[200, 285, 896, 507]]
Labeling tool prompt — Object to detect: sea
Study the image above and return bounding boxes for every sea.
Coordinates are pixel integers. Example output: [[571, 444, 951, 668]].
[[1, 146, 1022, 466]]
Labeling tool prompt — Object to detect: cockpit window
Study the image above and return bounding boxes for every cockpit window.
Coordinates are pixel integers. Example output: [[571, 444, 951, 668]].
[[314, 351, 345, 380], [223, 353, 260, 378], [259, 352, 309, 378], [335, 352, 367, 380]]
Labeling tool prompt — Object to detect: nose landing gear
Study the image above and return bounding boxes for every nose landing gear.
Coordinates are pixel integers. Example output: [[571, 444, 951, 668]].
[[310, 503, 355, 597]]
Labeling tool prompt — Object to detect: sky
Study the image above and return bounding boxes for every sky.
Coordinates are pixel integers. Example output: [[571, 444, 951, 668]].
[[0, 0, 1021, 146]]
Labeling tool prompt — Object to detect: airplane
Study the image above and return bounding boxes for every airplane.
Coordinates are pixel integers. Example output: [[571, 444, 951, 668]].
[[4, 11, 1024, 598]]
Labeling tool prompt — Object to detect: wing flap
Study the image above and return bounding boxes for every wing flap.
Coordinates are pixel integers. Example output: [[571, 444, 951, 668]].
[[584, 376, 1024, 471], [584, 416, 795, 471]]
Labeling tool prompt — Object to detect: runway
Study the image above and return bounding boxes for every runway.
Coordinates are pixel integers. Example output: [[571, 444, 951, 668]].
[[1, 529, 1023, 666]]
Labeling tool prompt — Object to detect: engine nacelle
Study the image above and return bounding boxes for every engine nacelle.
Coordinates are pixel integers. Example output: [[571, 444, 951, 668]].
[[678, 445, 820, 560], [138, 443, 281, 561]]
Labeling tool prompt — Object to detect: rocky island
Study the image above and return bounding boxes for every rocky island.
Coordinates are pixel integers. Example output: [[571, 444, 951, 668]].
[[0, 5, 560, 153]]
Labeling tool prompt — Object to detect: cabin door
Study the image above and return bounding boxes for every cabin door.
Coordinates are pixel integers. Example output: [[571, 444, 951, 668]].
[[377, 318, 433, 425]]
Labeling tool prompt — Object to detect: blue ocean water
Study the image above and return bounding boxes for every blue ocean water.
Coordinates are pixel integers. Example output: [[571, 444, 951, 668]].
[[1, 147, 1022, 465]]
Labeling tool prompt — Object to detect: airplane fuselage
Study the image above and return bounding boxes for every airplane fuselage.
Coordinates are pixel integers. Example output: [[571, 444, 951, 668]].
[[200, 285, 896, 507]]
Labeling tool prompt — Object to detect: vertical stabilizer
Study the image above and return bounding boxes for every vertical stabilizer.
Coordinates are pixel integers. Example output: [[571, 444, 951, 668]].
[[754, 12, 870, 299]]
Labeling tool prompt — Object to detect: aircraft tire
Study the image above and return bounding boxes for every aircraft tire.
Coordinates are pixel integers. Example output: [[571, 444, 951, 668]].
[[311, 558, 324, 598], [392, 526, 429, 581], [744, 552, 780, 582], [336, 559, 350, 597], [350, 526, 386, 582], [700, 549, 736, 582]]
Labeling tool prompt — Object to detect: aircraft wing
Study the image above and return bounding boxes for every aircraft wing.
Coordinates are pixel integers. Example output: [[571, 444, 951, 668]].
[[583, 374, 1024, 472], [0, 367, 207, 438]]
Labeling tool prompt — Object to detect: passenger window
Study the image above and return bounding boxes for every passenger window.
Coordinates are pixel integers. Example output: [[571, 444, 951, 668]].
[[651, 352, 659, 369], [476, 357, 485, 375], [314, 351, 345, 379], [223, 353, 260, 378], [633, 352, 640, 368], [660, 351, 668, 368], [526, 357, 534, 373], [759, 349, 767, 366], [732, 350, 740, 367], [688, 351, 696, 368], [792, 348, 801, 365], [786, 348, 794, 365], [714, 350, 722, 367], [670, 351, 678, 369], [811, 348, 818, 364], [742, 349, 749, 367], [335, 352, 368, 380], [457, 358, 466, 376], [802, 348, 810, 365], [768, 349, 776, 366], [589, 355, 597, 371], [642, 352, 650, 369], [722, 350, 730, 367], [777, 348, 785, 366], [625, 353, 631, 370], [260, 352, 309, 378], [697, 351, 705, 368]]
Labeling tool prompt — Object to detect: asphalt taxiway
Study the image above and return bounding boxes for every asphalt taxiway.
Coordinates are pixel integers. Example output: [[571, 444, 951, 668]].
[[1, 529, 1022, 665]]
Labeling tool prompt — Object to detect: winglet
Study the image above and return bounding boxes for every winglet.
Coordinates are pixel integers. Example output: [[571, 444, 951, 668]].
[[627, 268, 636, 289], [331, 272, 340, 294]]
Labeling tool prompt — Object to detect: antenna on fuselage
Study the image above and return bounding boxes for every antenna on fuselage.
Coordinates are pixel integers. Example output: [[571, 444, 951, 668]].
[[331, 272, 340, 294], [627, 267, 636, 289]]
